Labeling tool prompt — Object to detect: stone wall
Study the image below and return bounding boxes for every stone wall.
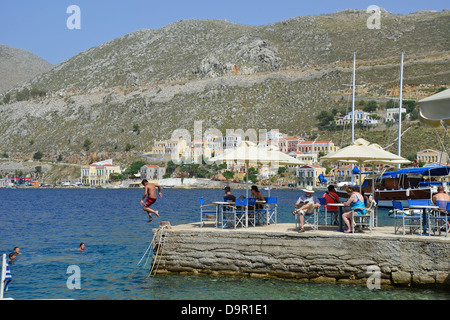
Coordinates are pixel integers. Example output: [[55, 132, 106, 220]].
[[152, 225, 450, 288]]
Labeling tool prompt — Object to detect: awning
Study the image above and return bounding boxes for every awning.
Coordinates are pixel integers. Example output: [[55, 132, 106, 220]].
[[381, 165, 450, 178]]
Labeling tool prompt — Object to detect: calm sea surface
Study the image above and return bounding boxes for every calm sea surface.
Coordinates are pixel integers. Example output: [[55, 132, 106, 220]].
[[0, 188, 448, 300]]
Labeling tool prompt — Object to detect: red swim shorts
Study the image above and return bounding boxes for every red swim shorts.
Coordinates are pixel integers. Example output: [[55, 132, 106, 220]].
[[144, 197, 157, 207]]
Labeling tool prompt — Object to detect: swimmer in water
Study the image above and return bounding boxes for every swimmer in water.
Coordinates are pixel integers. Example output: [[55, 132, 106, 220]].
[[13, 247, 21, 255], [77, 243, 85, 252]]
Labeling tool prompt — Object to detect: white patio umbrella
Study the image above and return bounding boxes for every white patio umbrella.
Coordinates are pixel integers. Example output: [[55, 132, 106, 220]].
[[209, 141, 306, 197], [418, 88, 450, 128], [321, 138, 410, 194]]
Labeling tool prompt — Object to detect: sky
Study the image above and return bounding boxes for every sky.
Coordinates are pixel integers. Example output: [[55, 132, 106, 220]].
[[0, 0, 448, 65]]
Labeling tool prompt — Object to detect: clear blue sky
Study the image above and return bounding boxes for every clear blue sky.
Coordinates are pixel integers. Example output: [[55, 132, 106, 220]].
[[0, 0, 448, 65]]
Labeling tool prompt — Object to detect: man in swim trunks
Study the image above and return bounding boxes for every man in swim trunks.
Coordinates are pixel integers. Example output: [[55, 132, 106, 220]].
[[140, 179, 163, 222]]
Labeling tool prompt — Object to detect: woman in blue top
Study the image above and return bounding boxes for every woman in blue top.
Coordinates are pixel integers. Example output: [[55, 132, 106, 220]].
[[342, 186, 366, 233]]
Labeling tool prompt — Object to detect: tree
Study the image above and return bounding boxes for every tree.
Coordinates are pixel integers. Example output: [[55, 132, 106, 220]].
[[83, 139, 92, 151], [125, 143, 135, 151], [33, 151, 43, 160], [316, 110, 334, 126], [126, 161, 146, 175], [363, 100, 378, 112], [222, 170, 234, 180], [3, 93, 10, 104]]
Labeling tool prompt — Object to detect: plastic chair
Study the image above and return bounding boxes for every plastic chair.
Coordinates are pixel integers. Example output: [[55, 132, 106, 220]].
[[352, 200, 375, 234], [258, 197, 278, 225], [392, 200, 422, 235], [247, 198, 257, 227], [429, 201, 450, 237], [223, 198, 248, 229], [317, 197, 329, 225], [295, 206, 318, 231], [199, 197, 218, 228]]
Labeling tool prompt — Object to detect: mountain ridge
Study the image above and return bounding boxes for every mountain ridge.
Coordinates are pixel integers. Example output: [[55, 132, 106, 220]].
[[0, 9, 448, 163]]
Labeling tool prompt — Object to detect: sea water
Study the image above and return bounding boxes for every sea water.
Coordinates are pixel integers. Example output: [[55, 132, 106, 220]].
[[0, 188, 448, 300]]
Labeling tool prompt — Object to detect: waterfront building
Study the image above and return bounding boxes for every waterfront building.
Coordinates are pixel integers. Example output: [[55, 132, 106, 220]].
[[139, 165, 166, 181], [296, 164, 326, 188], [81, 160, 121, 186]]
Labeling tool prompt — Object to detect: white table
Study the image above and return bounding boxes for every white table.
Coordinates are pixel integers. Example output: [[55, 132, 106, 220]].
[[326, 203, 345, 232], [409, 205, 439, 235], [213, 201, 234, 228]]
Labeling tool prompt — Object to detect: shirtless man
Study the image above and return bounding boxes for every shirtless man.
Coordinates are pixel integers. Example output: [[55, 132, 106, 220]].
[[432, 186, 450, 210], [140, 179, 162, 222]]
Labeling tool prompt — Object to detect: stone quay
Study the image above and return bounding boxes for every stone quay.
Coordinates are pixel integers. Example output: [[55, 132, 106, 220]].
[[151, 223, 450, 288]]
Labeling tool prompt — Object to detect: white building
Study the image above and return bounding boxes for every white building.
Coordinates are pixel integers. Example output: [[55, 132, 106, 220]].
[[140, 165, 166, 180], [385, 107, 408, 123], [336, 109, 379, 126]]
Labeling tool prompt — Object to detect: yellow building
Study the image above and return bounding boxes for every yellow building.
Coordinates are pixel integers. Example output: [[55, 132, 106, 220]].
[[150, 138, 188, 162], [81, 161, 121, 186]]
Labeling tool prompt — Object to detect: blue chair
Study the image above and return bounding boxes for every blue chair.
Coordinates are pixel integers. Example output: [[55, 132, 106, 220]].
[[247, 198, 257, 227], [317, 197, 329, 225], [257, 197, 278, 225], [223, 198, 248, 229], [393, 200, 422, 235], [294, 206, 318, 231], [199, 197, 218, 228], [429, 201, 450, 237]]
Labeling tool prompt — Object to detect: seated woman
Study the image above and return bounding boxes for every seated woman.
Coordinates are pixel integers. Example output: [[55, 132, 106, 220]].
[[342, 186, 366, 233], [251, 185, 265, 209]]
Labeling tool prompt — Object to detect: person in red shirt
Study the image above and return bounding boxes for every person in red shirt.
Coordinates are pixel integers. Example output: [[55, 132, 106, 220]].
[[323, 185, 340, 225]]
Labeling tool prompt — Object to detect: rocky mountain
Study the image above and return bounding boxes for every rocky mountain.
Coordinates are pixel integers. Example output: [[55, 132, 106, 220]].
[[0, 44, 52, 93], [0, 9, 449, 163]]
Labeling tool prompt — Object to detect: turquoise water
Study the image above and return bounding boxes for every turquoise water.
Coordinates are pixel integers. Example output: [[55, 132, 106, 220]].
[[0, 188, 448, 300]]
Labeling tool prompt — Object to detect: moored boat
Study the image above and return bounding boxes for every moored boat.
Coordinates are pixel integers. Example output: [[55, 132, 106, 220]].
[[336, 165, 450, 207]]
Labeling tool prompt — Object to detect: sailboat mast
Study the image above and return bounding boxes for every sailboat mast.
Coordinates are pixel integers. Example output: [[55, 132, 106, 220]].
[[352, 52, 356, 143], [398, 52, 404, 169]]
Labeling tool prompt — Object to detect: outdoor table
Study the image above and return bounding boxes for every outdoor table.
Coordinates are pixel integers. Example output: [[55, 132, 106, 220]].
[[408, 205, 439, 235], [326, 203, 345, 232], [213, 201, 234, 228]]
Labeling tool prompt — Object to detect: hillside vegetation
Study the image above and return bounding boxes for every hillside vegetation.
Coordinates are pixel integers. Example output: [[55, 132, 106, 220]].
[[0, 9, 448, 163]]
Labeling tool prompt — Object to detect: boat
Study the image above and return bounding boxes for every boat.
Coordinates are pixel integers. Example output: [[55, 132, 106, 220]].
[[336, 165, 450, 207]]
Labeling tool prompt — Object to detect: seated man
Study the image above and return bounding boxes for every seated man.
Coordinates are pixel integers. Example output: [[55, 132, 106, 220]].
[[432, 186, 450, 212], [223, 186, 236, 202], [292, 186, 320, 233]]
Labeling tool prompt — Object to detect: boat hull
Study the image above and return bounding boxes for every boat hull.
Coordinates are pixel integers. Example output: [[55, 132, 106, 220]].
[[336, 187, 433, 208]]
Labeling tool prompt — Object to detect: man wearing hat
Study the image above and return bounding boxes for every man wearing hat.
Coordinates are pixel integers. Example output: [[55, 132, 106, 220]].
[[292, 186, 320, 232]]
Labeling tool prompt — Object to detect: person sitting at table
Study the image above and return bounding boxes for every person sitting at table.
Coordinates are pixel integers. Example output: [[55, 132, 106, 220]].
[[292, 186, 320, 233], [223, 186, 236, 202], [432, 186, 450, 211], [342, 186, 366, 233], [323, 185, 340, 225], [251, 185, 265, 209]]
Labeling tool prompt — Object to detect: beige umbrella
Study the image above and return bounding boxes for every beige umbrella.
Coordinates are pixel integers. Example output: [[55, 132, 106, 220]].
[[210, 141, 306, 196], [321, 138, 410, 193], [418, 88, 450, 128]]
